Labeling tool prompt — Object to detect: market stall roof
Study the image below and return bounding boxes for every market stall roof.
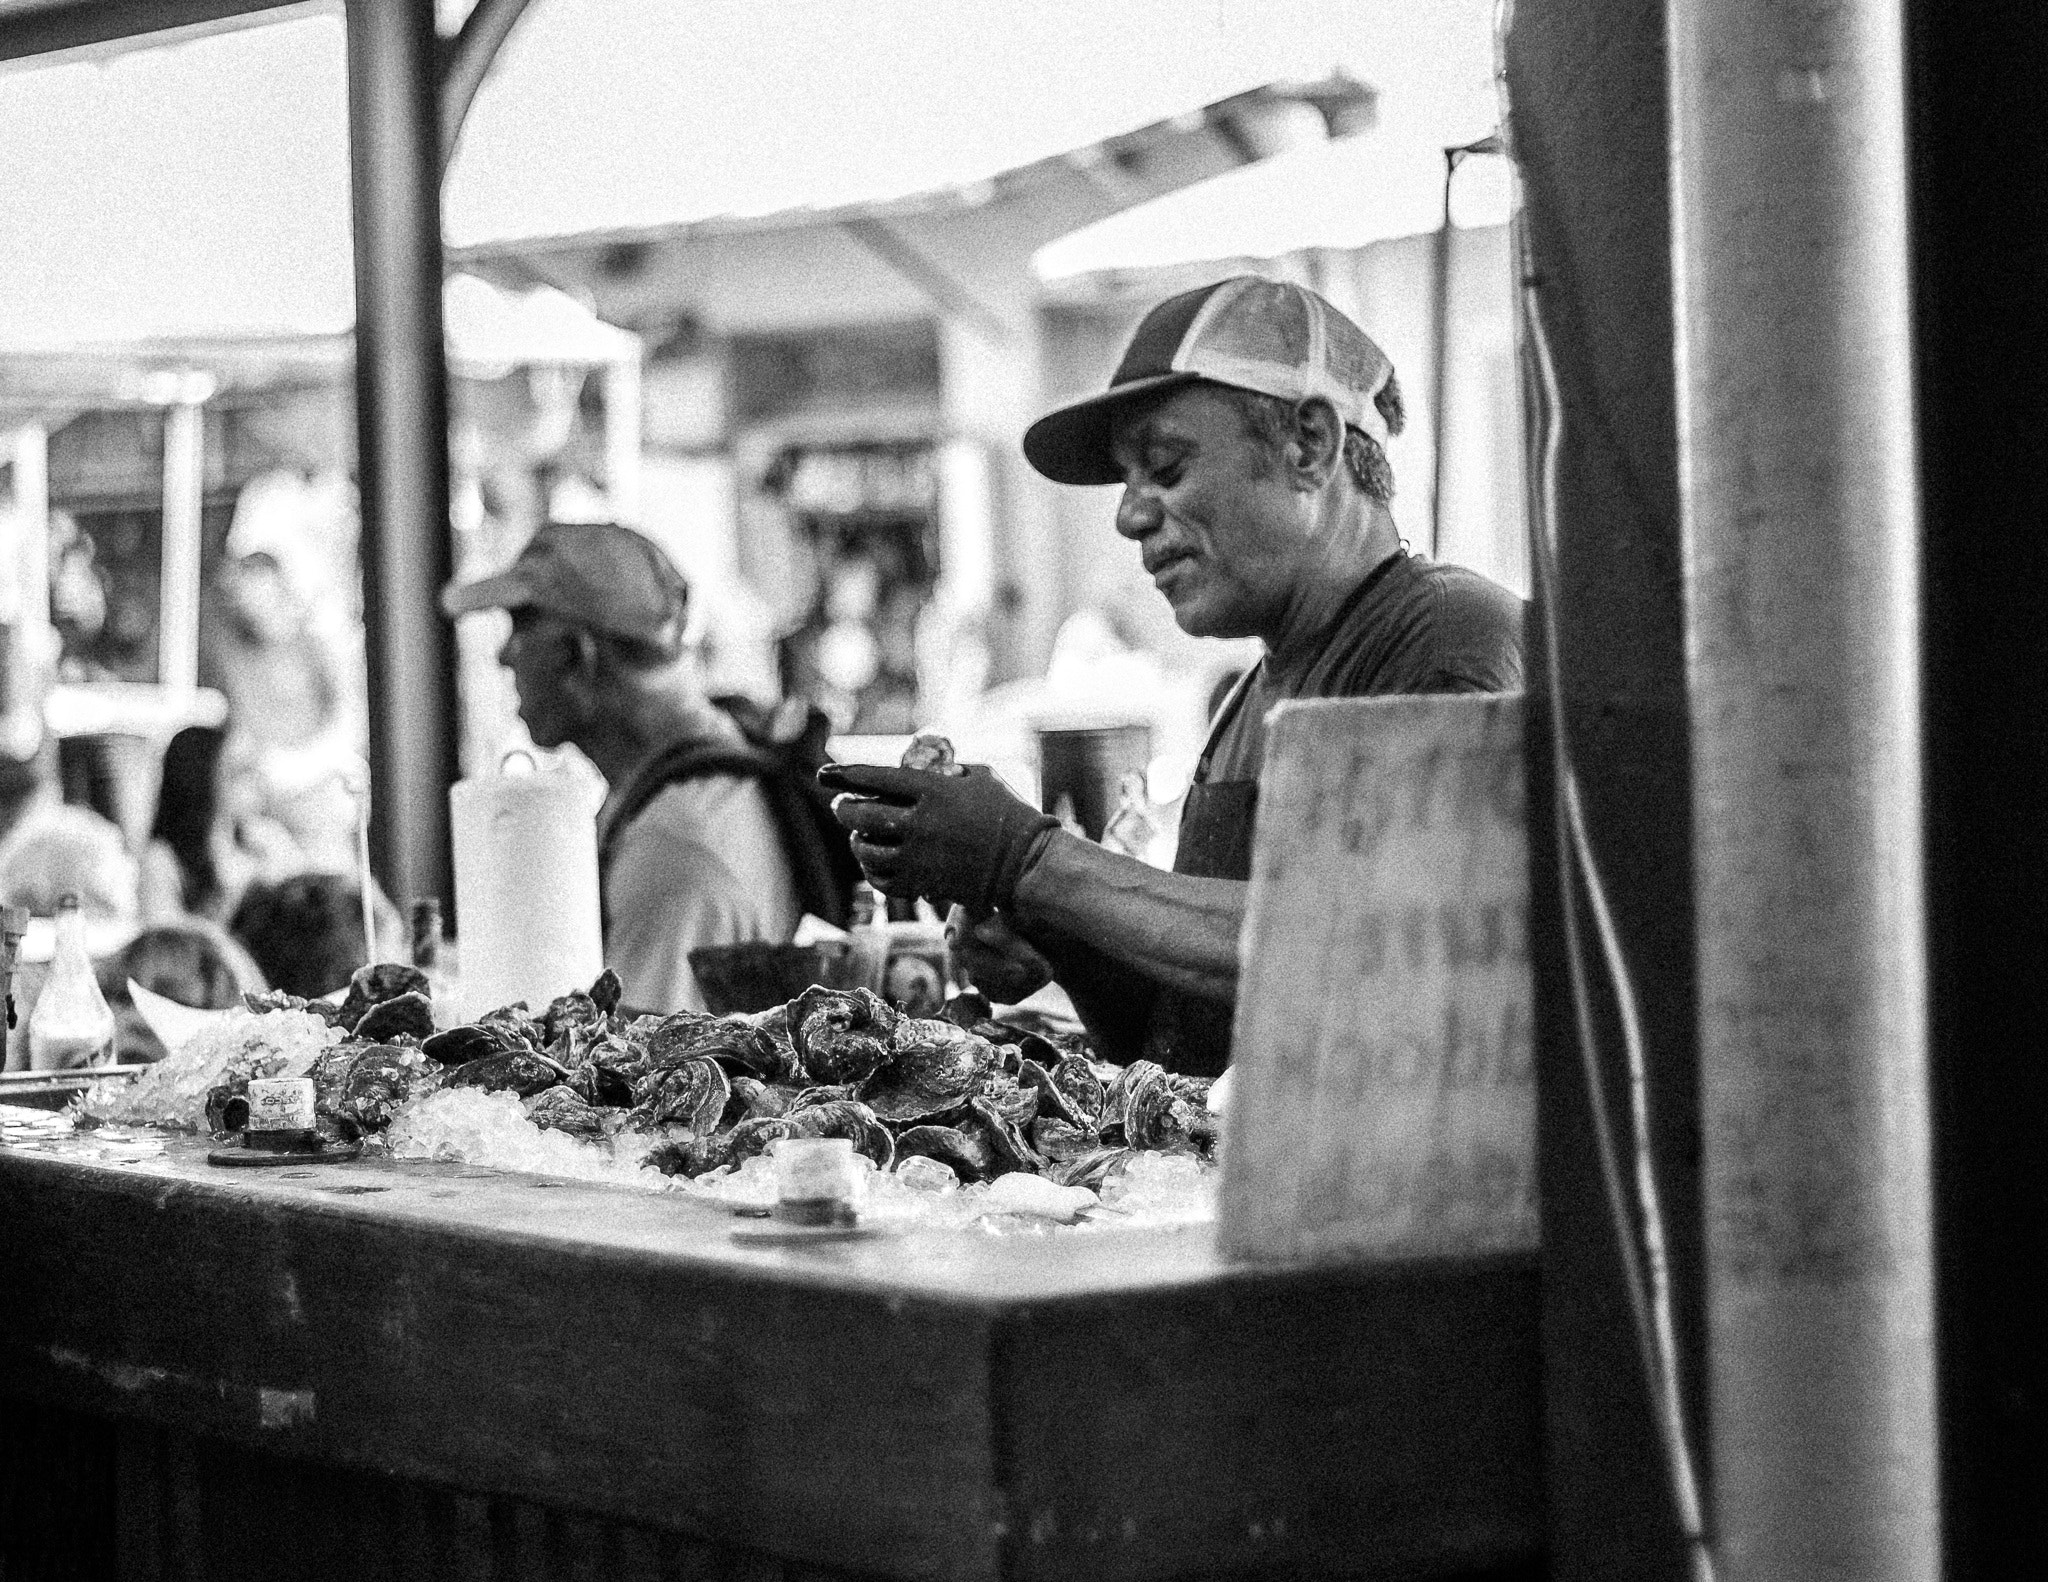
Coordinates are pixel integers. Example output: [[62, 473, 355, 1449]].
[[0, 274, 636, 427], [1, 0, 1501, 351], [449, 75, 1379, 338]]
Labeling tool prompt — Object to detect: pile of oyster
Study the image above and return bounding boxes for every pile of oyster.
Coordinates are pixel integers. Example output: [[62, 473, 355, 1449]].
[[219, 965, 1217, 1189]]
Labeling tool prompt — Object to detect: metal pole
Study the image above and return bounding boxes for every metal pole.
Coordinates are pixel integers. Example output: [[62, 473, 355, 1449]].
[[1428, 152, 1454, 561], [158, 399, 204, 694], [1668, 0, 1938, 1574], [345, 0, 457, 917]]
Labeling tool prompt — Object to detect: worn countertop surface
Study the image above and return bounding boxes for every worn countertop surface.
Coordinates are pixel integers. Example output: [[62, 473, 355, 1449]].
[[0, 1115, 1544, 1581]]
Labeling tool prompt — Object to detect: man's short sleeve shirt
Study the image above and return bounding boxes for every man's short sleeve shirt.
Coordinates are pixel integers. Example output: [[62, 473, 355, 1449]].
[[1204, 550, 1526, 786]]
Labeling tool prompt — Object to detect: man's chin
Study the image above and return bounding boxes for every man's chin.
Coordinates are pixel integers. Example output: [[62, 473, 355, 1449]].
[[1164, 594, 1251, 641]]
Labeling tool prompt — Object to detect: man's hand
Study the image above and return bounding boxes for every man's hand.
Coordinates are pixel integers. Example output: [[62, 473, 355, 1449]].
[[945, 905, 1055, 1005], [818, 762, 1057, 914]]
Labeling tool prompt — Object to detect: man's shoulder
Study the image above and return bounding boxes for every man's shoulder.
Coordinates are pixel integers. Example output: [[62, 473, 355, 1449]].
[[614, 770, 773, 848], [1328, 553, 1526, 695]]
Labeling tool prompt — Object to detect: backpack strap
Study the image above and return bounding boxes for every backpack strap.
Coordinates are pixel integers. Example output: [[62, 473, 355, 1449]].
[[598, 737, 852, 932]]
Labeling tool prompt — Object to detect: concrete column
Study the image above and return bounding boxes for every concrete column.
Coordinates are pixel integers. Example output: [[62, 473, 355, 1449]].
[[1669, 0, 1938, 1574]]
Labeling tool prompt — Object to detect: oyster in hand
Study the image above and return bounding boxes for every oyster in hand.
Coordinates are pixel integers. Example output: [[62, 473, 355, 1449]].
[[900, 732, 964, 775]]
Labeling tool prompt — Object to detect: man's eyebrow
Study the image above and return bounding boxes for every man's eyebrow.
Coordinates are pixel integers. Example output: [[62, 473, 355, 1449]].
[[1114, 421, 1191, 463]]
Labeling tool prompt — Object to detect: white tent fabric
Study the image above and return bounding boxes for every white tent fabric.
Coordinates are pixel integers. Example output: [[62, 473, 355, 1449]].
[[0, 0, 1503, 348]]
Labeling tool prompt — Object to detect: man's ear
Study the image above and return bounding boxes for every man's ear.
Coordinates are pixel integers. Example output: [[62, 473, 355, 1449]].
[[1290, 397, 1344, 488], [566, 628, 601, 686]]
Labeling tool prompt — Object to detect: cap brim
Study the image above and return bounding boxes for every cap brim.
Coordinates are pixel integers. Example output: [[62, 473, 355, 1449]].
[[439, 569, 535, 620], [1022, 372, 1200, 485]]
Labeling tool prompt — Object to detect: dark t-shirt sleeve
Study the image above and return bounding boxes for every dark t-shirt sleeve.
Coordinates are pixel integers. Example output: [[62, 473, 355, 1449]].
[[1339, 562, 1527, 697]]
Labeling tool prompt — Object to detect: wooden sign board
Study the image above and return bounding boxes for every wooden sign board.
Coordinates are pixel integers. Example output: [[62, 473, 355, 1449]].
[[1219, 694, 1537, 1264]]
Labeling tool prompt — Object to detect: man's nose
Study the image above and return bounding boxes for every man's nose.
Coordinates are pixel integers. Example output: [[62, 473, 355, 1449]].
[[1116, 486, 1164, 539]]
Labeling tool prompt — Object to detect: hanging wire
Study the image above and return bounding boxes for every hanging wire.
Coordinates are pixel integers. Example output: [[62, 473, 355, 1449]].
[[1492, 2, 1715, 1575]]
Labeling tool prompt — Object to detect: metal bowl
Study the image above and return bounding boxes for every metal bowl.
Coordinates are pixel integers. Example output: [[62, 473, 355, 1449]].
[[687, 940, 861, 1015]]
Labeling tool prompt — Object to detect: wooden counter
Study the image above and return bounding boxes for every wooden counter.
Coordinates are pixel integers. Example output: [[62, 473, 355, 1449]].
[[0, 1126, 1543, 1581]]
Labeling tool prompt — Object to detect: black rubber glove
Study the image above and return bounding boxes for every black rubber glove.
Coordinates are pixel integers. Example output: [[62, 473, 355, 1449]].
[[818, 762, 1058, 915]]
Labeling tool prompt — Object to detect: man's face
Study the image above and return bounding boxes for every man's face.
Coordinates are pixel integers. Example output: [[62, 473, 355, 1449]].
[[497, 606, 583, 749], [1108, 383, 1306, 640]]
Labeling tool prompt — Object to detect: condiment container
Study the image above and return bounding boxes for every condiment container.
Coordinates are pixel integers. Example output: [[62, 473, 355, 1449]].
[[242, 1077, 320, 1151], [772, 1137, 861, 1227], [28, 893, 116, 1070]]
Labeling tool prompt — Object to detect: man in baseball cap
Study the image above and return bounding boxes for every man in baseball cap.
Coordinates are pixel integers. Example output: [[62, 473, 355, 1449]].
[[441, 522, 802, 1012], [823, 277, 1525, 1076]]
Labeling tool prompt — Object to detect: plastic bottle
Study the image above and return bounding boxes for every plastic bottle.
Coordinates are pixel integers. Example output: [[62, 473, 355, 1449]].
[[29, 893, 117, 1071], [409, 896, 458, 1028], [847, 881, 889, 995]]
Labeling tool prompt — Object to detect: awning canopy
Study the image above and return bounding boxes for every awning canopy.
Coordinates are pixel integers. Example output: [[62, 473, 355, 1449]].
[[0, 274, 637, 426]]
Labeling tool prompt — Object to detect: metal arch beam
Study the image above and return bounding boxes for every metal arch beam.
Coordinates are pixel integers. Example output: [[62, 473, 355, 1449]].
[[0, 0, 298, 64], [436, 0, 534, 175]]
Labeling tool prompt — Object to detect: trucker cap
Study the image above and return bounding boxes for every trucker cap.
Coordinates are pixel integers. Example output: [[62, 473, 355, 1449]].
[[1022, 275, 1397, 486], [439, 521, 689, 656]]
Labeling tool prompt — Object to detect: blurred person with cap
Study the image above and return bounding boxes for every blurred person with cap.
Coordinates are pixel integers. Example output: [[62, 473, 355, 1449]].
[[440, 521, 801, 1013], [824, 276, 1524, 1077]]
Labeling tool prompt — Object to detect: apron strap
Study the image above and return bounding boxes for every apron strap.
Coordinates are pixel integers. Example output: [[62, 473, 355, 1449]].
[[1194, 663, 1263, 785]]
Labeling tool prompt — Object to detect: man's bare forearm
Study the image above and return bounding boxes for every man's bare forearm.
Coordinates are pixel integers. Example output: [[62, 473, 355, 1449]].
[[1010, 831, 1246, 1003]]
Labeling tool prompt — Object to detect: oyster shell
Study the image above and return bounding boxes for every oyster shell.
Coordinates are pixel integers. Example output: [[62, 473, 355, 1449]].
[[319, 1044, 433, 1136], [629, 1057, 730, 1136], [722, 1115, 804, 1167], [1017, 1058, 1088, 1129], [967, 1095, 1045, 1177], [859, 1019, 996, 1122], [204, 1070, 252, 1135], [1029, 1117, 1100, 1166], [786, 1098, 896, 1172], [977, 1072, 1043, 1130], [566, 1033, 647, 1107], [474, 1002, 545, 1051], [1049, 1051, 1108, 1128], [642, 1135, 729, 1178], [440, 1049, 566, 1099], [788, 987, 899, 1086], [421, 1024, 499, 1065], [1107, 1059, 1215, 1153], [786, 1084, 857, 1110], [587, 967, 624, 1017], [894, 1124, 995, 1183], [353, 991, 435, 1045], [524, 1084, 607, 1140], [648, 1012, 800, 1082], [1047, 1145, 1133, 1193], [243, 989, 341, 1024], [899, 731, 960, 774], [720, 1076, 790, 1127], [335, 963, 430, 1035]]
